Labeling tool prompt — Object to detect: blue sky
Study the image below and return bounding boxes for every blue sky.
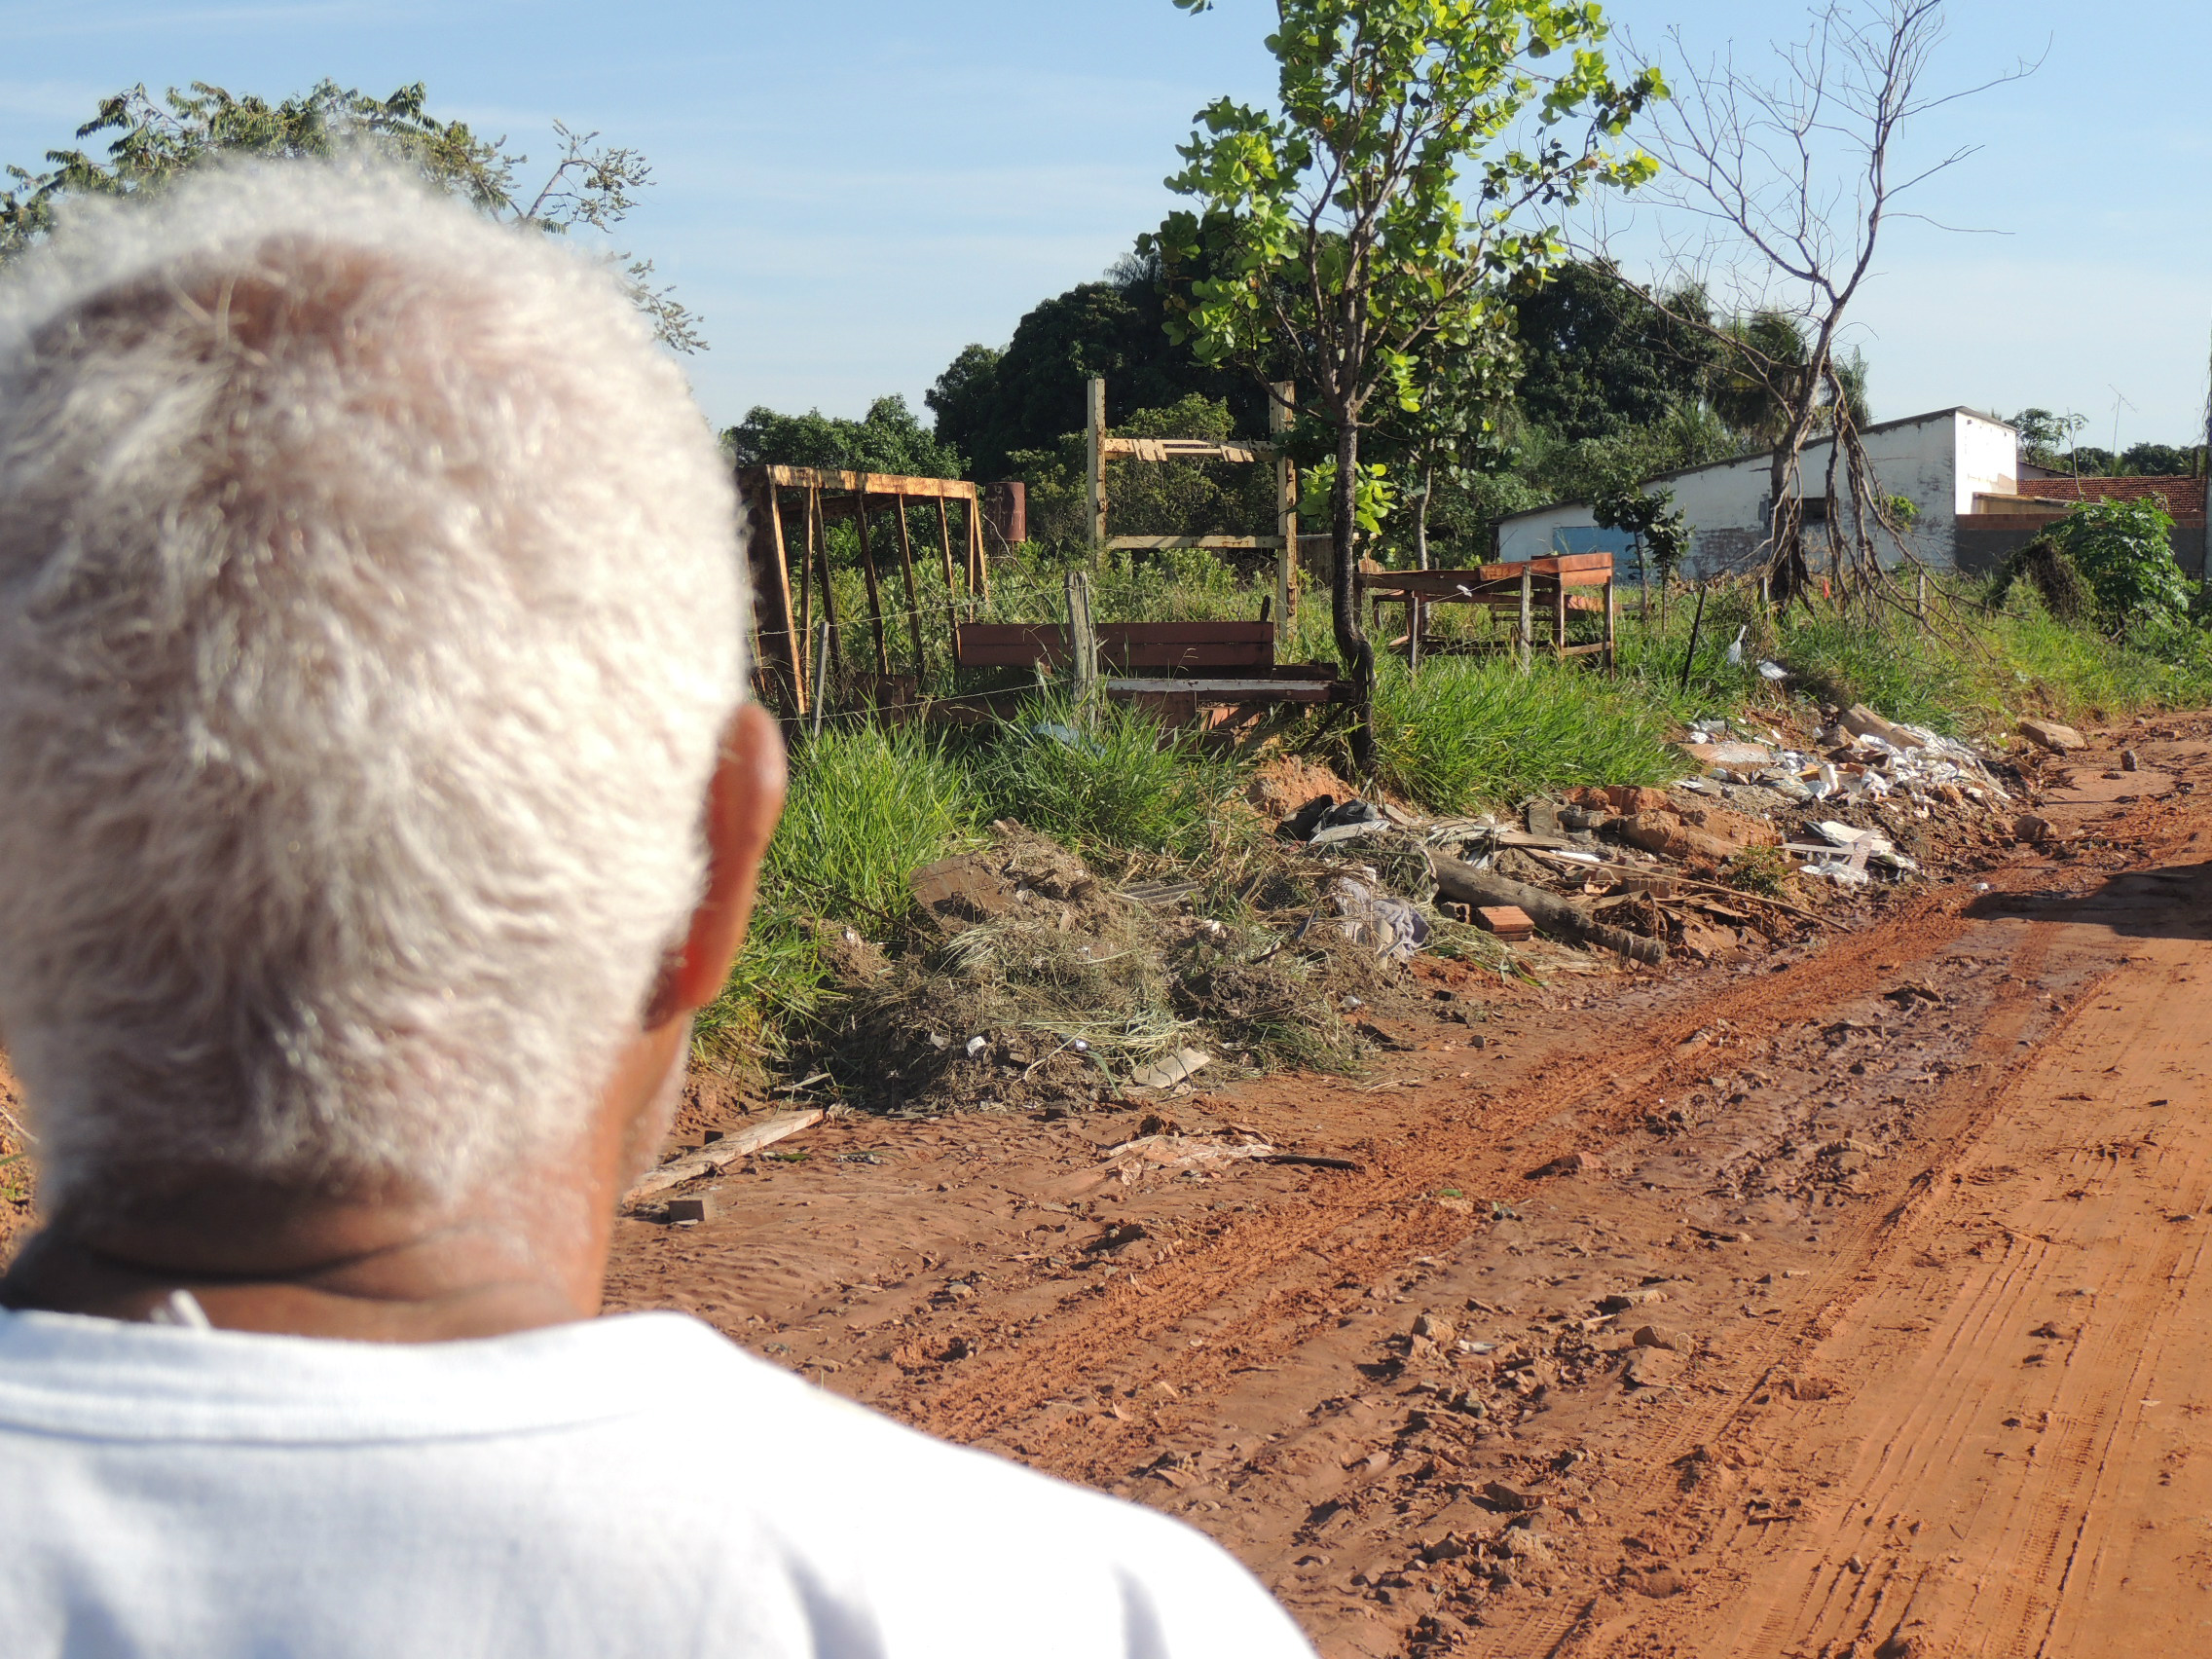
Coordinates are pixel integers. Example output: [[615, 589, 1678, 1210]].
[[1, 0, 2204, 449]]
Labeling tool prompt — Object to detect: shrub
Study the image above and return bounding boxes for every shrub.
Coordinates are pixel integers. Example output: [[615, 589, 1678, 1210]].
[[1365, 655, 1677, 812], [2051, 498, 2195, 637], [767, 724, 977, 926], [695, 725, 977, 1071], [969, 696, 1247, 859]]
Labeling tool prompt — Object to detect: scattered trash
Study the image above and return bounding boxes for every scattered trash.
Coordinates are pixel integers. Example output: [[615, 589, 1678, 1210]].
[[1282, 794, 1388, 844], [1129, 1048, 1214, 1090], [1724, 625, 1748, 666], [1757, 660, 1789, 681], [965, 1035, 989, 1058], [1328, 876, 1430, 964]]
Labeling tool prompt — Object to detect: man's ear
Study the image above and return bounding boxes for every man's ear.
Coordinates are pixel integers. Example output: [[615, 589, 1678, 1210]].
[[648, 702, 787, 1026]]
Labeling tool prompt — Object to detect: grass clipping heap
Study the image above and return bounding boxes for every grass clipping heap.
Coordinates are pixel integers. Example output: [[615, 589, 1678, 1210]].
[[814, 824, 1389, 1115]]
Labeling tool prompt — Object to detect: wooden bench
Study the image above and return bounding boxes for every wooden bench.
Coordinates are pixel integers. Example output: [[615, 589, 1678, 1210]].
[[1357, 553, 1616, 669], [952, 618, 1349, 721]]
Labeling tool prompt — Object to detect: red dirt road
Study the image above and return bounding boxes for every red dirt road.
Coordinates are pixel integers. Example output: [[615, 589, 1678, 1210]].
[[608, 724, 2212, 1652]]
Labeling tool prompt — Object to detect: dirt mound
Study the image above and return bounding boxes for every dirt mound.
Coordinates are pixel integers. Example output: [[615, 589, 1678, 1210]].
[[801, 824, 1386, 1116], [1247, 754, 1361, 823]]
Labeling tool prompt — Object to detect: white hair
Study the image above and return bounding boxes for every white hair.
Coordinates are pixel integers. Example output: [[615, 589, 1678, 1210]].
[[0, 162, 747, 1211]]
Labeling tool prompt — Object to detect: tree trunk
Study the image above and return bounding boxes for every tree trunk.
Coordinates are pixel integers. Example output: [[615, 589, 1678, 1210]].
[[1765, 425, 1814, 608], [1414, 460, 1434, 571], [1332, 420, 1377, 771]]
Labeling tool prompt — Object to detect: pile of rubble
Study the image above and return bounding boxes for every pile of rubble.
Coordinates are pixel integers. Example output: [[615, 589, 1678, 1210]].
[[1273, 698, 2024, 970]]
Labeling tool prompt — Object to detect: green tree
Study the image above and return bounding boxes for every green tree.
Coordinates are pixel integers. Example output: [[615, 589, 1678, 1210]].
[[1152, 0, 1660, 753], [1711, 310, 1867, 449], [1593, 484, 1690, 585], [926, 249, 1266, 480], [2009, 407, 2085, 472], [723, 396, 964, 480], [0, 80, 702, 351], [2051, 498, 2194, 638], [2120, 441, 2201, 477], [1508, 260, 1723, 442]]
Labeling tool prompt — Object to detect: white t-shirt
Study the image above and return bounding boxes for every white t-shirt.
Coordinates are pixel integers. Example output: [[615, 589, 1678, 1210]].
[[0, 1307, 1313, 1658]]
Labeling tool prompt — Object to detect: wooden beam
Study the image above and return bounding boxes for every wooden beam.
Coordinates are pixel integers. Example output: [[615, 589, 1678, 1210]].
[[892, 494, 926, 677], [1098, 437, 1275, 462], [973, 499, 999, 606], [762, 483, 805, 715], [809, 487, 843, 682], [935, 497, 961, 660], [745, 465, 977, 500], [1107, 535, 1287, 551], [852, 474, 891, 678]]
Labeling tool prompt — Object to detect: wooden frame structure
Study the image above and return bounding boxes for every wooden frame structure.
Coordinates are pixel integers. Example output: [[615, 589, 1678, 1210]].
[[737, 465, 990, 718], [1086, 375, 1301, 644], [1357, 552, 1617, 671], [951, 617, 1347, 726]]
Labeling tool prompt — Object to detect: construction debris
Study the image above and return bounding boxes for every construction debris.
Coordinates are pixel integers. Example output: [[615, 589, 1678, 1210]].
[[1130, 1048, 1214, 1090], [2018, 719, 2087, 754], [627, 1110, 824, 1202], [1476, 905, 1535, 941]]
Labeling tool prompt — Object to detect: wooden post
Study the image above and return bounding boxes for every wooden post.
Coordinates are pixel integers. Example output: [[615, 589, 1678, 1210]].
[[1518, 565, 1533, 673], [755, 477, 804, 716], [1679, 582, 1710, 692], [1271, 380, 1297, 644], [1552, 569, 1568, 659], [1604, 572, 1618, 672], [1086, 376, 1109, 550], [809, 488, 842, 680], [969, 498, 992, 602], [1408, 595, 1423, 674], [1066, 569, 1099, 725], [810, 621, 830, 741], [892, 493, 925, 675], [1915, 567, 1928, 624], [934, 498, 962, 661], [851, 474, 890, 679]]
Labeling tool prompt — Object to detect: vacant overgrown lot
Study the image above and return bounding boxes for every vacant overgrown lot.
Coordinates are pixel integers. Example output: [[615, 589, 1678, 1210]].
[[700, 553, 2212, 1085]]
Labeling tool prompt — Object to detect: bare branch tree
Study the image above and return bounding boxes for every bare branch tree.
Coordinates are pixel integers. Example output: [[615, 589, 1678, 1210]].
[[1607, 0, 2035, 607]]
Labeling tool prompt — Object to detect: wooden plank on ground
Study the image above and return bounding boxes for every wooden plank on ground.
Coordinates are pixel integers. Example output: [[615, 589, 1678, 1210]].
[[625, 1110, 824, 1201]]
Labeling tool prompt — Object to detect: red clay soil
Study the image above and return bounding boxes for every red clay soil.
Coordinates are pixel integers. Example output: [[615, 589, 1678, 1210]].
[[606, 716, 2212, 1658]]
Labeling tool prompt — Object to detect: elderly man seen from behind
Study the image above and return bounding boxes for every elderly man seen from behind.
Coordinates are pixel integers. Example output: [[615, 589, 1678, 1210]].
[[0, 163, 1313, 1659]]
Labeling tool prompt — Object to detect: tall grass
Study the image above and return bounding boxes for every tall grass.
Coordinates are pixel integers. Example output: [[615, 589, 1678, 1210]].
[[967, 695, 1249, 860], [694, 724, 976, 1070], [1364, 655, 1678, 813]]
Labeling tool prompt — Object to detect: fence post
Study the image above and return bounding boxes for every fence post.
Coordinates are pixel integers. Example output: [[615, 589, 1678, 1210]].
[[810, 620, 831, 741], [1916, 567, 1928, 624], [1066, 569, 1100, 727], [1519, 566, 1533, 673], [1085, 377, 1109, 552], [1270, 380, 1297, 645]]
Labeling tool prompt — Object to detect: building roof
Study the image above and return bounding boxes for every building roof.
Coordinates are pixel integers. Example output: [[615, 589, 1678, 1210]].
[[1497, 407, 2015, 527], [2013, 475, 2206, 512]]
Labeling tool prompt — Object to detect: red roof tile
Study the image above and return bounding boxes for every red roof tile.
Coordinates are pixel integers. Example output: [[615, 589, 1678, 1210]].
[[2014, 475, 2206, 516]]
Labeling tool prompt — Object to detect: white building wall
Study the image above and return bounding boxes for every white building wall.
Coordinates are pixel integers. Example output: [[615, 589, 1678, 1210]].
[[1493, 408, 2006, 574]]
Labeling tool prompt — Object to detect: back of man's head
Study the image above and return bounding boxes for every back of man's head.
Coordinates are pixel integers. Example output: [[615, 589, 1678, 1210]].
[[0, 163, 746, 1214]]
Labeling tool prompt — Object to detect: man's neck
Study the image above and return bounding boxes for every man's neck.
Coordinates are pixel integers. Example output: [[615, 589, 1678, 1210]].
[[0, 1169, 614, 1343]]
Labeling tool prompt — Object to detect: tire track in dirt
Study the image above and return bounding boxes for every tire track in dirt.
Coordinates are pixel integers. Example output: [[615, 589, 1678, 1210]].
[[1545, 871, 2212, 1657], [896, 895, 1992, 1475]]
